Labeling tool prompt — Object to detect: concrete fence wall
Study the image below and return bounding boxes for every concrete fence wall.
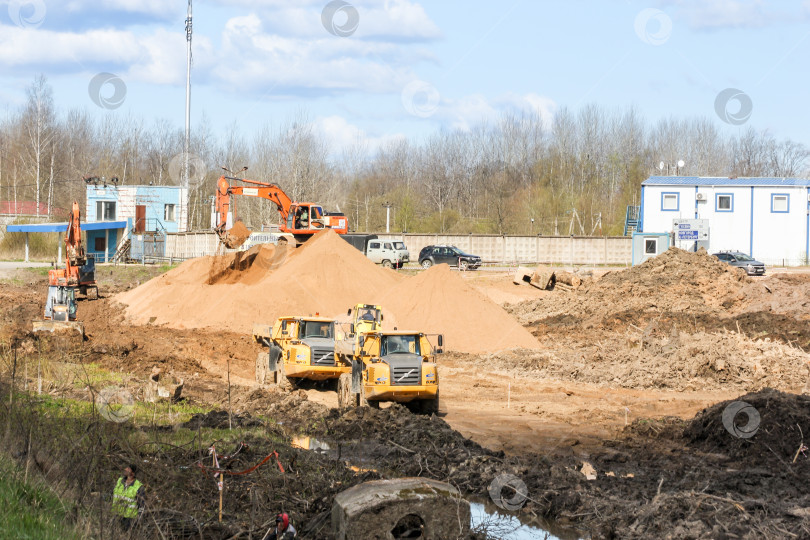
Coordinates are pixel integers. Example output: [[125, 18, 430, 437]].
[[374, 233, 632, 265], [165, 230, 632, 266]]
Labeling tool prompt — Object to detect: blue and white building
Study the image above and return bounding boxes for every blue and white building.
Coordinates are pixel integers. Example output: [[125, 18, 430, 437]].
[[639, 176, 810, 265], [86, 184, 188, 260]]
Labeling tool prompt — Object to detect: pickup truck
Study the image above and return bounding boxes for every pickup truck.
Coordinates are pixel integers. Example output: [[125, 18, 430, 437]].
[[340, 234, 404, 268]]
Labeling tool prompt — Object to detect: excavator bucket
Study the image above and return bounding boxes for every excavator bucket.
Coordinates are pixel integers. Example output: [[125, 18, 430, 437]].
[[33, 320, 85, 338], [218, 221, 252, 249]]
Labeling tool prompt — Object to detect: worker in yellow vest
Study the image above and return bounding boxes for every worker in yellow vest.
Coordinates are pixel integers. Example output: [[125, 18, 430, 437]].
[[112, 464, 145, 530]]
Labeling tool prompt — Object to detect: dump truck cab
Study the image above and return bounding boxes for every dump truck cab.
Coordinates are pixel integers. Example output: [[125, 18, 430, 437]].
[[337, 330, 443, 414], [346, 303, 383, 336], [253, 315, 349, 388]]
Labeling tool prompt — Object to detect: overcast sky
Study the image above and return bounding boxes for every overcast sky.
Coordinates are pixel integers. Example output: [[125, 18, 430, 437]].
[[1, 0, 808, 155]]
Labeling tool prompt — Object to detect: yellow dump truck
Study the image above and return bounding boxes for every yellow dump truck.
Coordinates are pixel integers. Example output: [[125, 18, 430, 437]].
[[253, 316, 348, 389], [335, 330, 443, 414]]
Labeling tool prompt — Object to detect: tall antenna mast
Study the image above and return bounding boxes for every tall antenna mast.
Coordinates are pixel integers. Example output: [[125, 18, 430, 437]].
[[183, 0, 192, 230]]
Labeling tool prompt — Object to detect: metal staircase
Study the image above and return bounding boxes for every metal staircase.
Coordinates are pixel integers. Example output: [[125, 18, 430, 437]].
[[624, 205, 640, 236], [112, 238, 131, 263]]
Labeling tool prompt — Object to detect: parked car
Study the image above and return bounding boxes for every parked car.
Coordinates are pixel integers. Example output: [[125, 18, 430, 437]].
[[341, 234, 404, 268], [418, 245, 482, 270], [713, 251, 766, 275]]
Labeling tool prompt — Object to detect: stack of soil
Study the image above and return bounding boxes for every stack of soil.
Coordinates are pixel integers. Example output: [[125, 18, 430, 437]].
[[459, 327, 810, 391], [379, 264, 539, 352], [502, 247, 810, 391], [510, 247, 749, 327], [685, 389, 810, 467], [117, 231, 538, 353], [118, 230, 401, 332]]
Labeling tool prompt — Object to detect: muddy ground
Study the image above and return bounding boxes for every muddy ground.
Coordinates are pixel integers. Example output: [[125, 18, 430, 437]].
[[1, 254, 809, 539]]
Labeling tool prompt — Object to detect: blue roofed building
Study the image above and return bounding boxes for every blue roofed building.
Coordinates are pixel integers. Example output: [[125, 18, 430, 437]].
[[85, 184, 188, 261], [639, 176, 810, 265]]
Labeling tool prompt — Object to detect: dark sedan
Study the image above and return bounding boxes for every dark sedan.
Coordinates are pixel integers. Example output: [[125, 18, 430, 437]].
[[418, 245, 482, 270], [713, 251, 766, 276]]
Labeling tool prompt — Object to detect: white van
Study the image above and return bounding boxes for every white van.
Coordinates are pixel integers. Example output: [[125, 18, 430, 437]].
[[366, 240, 404, 269]]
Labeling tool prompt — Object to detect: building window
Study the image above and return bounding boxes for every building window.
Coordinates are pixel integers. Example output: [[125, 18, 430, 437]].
[[644, 238, 657, 254], [164, 204, 176, 222], [716, 194, 733, 212], [661, 192, 679, 211], [771, 194, 789, 213], [96, 201, 116, 221], [94, 237, 106, 251]]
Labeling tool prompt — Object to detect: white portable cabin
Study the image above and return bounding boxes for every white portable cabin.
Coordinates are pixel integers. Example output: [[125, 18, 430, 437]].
[[639, 176, 810, 266]]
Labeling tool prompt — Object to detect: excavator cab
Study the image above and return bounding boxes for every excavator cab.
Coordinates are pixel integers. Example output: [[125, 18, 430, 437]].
[[288, 203, 326, 232]]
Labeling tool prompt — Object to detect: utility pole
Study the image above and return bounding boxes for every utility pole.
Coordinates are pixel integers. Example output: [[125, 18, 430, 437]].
[[382, 202, 392, 233], [183, 0, 192, 231]]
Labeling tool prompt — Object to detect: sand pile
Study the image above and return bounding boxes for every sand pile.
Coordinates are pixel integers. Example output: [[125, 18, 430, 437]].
[[118, 230, 402, 333], [117, 231, 539, 353], [379, 264, 539, 353]]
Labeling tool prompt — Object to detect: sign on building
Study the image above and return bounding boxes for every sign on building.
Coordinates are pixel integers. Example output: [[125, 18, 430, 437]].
[[673, 218, 709, 251]]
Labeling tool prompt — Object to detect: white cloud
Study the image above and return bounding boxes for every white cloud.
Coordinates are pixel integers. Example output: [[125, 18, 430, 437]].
[[213, 14, 421, 95], [0, 1, 439, 103], [434, 92, 556, 132], [63, 0, 176, 17], [0, 25, 141, 66], [217, 0, 440, 41], [662, 0, 780, 30], [312, 114, 405, 155], [0, 24, 215, 86]]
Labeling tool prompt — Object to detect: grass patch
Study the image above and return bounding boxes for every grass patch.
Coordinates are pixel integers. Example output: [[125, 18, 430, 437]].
[[0, 455, 82, 540]]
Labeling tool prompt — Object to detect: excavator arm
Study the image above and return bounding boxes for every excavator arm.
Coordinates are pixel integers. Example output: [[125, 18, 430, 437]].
[[214, 175, 292, 234], [64, 201, 85, 271]]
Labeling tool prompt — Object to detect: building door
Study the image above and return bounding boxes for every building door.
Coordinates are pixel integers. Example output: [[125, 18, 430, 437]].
[[135, 205, 146, 232]]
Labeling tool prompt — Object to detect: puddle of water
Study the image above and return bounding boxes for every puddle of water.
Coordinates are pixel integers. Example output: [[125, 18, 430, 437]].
[[292, 435, 583, 538], [291, 436, 332, 452], [469, 501, 583, 540]]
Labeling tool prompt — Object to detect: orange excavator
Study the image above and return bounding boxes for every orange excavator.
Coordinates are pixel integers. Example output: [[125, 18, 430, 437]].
[[47, 201, 98, 297], [214, 175, 348, 248], [34, 201, 95, 336]]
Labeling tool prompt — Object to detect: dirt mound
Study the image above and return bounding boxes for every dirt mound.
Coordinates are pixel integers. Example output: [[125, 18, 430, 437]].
[[117, 230, 402, 334], [379, 264, 540, 353], [458, 326, 810, 391], [118, 231, 537, 353], [685, 389, 810, 466], [511, 247, 748, 327], [181, 410, 264, 429]]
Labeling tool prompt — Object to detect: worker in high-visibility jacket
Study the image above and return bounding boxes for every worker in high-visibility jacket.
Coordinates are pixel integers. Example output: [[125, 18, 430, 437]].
[[112, 464, 145, 530]]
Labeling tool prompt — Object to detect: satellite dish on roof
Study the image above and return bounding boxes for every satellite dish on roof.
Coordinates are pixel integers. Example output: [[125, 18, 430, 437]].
[[658, 161, 665, 171], [677, 160, 685, 168]]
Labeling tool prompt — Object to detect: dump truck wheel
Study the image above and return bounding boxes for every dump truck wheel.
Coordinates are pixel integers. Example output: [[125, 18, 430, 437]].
[[274, 366, 293, 391], [359, 391, 379, 409], [337, 373, 352, 408], [255, 352, 269, 384]]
